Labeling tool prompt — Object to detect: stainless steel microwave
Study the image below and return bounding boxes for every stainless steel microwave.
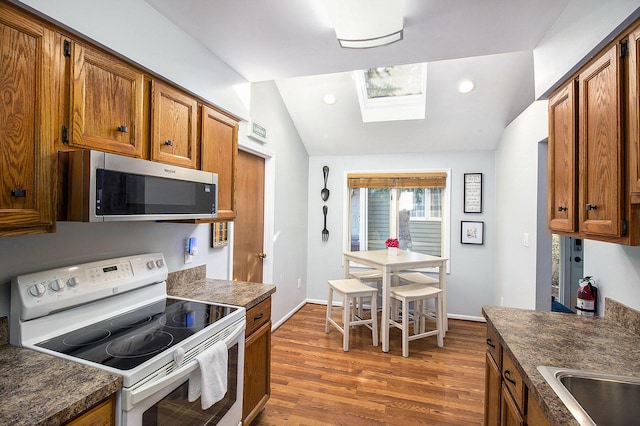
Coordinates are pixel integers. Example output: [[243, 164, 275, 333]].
[[60, 150, 217, 222]]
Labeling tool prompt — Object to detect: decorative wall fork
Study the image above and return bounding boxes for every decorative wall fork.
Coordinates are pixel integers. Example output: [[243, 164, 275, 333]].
[[322, 205, 329, 241]]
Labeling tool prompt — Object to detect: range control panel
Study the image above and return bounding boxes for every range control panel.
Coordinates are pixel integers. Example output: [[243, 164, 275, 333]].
[[12, 253, 168, 321]]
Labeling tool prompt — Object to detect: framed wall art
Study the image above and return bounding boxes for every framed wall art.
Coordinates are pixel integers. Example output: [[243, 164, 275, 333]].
[[463, 173, 483, 213], [461, 221, 484, 245]]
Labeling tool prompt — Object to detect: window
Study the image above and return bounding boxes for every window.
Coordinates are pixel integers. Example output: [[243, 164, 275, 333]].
[[347, 172, 449, 260]]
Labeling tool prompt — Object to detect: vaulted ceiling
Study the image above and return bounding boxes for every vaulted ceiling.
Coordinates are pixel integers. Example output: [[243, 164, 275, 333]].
[[145, 0, 569, 155]]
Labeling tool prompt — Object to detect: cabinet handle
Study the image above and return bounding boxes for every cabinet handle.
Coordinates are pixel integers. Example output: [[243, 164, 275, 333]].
[[586, 204, 598, 211], [165, 140, 174, 146], [254, 312, 264, 321], [116, 125, 128, 133], [11, 189, 26, 198], [486, 338, 496, 349], [504, 369, 517, 385], [557, 206, 567, 212]]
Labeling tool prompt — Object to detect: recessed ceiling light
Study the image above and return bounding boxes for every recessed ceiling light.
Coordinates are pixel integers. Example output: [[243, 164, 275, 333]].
[[458, 79, 475, 94], [324, 93, 337, 105]]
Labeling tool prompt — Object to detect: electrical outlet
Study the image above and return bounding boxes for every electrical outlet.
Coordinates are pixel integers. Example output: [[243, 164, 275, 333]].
[[297, 278, 301, 289], [500, 297, 504, 307], [523, 232, 529, 247]]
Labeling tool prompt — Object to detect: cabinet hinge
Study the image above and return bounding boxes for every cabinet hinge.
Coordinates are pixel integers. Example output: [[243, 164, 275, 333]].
[[61, 126, 69, 143], [622, 219, 628, 236], [620, 40, 628, 58], [63, 40, 71, 58]]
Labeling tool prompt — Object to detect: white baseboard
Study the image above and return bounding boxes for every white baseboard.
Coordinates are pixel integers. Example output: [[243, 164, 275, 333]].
[[272, 299, 307, 331], [273, 299, 486, 330]]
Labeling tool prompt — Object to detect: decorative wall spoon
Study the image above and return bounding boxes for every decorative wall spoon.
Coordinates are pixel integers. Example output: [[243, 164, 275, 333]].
[[321, 166, 330, 201]]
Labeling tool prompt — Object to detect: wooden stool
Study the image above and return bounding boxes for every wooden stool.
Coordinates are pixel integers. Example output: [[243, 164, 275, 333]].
[[389, 284, 443, 357], [348, 270, 383, 316], [396, 272, 446, 333], [325, 278, 379, 351]]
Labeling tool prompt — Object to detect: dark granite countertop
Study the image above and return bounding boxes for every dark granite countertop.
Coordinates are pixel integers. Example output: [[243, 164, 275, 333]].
[[482, 305, 640, 426], [168, 278, 276, 310], [0, 317, 122, 425]]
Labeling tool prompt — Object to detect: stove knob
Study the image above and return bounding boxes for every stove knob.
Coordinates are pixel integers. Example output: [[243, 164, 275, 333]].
[[49, 279, 65, 292], [155, 259, 165, 268], [146, 261, 156, 270], [173, 347, 185, 367], [67, 276, 80, 287], [28, 283, 46, 297]]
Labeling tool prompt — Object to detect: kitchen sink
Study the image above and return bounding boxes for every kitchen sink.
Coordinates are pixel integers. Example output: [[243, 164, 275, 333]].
[[538, 366, 640, 426]]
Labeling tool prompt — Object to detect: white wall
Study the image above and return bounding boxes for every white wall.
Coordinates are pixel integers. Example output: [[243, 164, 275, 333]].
[[307, 151, 495, 319], [584, 240, 640, 312], [534, 0, 640, 98], [17, 0, 250, 119], [494, 101, 549, 309], [249, 82, 310, 325], [0, 221, 229, 316]]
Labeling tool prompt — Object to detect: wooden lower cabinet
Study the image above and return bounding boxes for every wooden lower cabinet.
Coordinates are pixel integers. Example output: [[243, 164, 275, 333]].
[[501, 383, 525, 426], [243, 297, 272, 425], [66, 395, 115, 426], [485, 351, 502, 426], [485, 327, 550, 426]]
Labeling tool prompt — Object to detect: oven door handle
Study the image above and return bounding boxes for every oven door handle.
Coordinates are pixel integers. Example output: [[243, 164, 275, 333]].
[[124, 318, 246, 411]]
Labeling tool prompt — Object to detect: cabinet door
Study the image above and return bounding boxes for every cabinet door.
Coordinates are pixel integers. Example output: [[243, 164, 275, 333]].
[[69, 41, 144, 157], [629, 27, 640, 202], [578, 43, 624, 237], [485, 352, 502, 426], [501, 384, 524, 426], [201, 106, 238, 220], [151, 81, 197, 168], [243, 320, 271, 425], [0, 4, 56, 235], [548, 81, 577, 233]]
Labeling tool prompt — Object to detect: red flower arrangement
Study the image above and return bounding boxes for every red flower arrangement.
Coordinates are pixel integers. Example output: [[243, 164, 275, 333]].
[[385, 238, 399, 248]]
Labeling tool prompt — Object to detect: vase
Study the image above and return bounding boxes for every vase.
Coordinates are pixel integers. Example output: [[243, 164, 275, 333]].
[[387, 247, 398, 255]]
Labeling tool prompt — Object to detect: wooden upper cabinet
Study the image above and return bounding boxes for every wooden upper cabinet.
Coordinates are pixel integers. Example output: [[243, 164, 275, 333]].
[[68, 40, 144, 157], [201, 106, 238, 220], [578, 43, 624, 238], [629, 25, 640, 202], [548, 80, 577, 233], [0, 4, 56, 235], [151, 80, 198, 168]]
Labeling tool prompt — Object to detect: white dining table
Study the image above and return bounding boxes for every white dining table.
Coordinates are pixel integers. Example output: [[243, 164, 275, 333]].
[[343, 249, 448, 353]]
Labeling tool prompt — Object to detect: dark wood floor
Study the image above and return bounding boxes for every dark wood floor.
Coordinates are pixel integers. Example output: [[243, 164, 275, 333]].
[[252, 303, 487, 425]]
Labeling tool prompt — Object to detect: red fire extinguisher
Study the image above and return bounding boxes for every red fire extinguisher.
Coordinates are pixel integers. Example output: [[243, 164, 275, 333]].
[[576, 276, 598, 316]]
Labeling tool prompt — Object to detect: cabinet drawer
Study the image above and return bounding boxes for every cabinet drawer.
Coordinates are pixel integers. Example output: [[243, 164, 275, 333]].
[[502, 351, 525, 412], [486, 325, 501, 368], [246, 297, 271, 337]]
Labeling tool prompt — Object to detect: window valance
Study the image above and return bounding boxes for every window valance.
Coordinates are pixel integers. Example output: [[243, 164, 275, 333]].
[[347, 172, 447, 189]]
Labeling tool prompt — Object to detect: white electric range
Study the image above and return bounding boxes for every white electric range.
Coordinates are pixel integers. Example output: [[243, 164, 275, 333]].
[[9, 253, 245, 426]]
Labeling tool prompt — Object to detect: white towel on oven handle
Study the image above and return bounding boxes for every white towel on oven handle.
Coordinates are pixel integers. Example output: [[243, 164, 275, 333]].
[[187, 340, 228, 410]]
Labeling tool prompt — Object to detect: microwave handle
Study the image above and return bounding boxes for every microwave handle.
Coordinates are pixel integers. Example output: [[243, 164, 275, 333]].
[[126, 319, 246, 410]]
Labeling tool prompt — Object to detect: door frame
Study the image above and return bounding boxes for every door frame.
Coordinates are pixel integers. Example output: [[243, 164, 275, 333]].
[[228, 137, 275, 285]]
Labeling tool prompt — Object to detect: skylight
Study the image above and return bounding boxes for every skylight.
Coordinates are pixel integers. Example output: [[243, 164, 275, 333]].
[[354, 63, 427, 123]]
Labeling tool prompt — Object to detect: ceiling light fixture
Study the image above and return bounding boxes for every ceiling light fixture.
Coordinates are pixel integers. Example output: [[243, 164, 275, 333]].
[[458, 79, 475, 94], [324, 0, 404, 49], [323, 93, 337, 105]]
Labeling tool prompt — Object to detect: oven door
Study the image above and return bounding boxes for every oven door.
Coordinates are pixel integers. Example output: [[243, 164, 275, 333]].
[[120, 319, 245, 426]]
